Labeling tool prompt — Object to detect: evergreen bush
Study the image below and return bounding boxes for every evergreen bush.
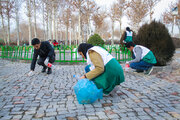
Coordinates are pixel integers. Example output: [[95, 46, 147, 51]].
[[87, 34, 105, 46], [134, 20, 175, 66]]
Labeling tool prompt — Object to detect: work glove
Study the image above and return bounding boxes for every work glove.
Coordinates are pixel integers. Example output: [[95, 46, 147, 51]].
[[44, 57, 49, 66], [27, 70, 34, 76]]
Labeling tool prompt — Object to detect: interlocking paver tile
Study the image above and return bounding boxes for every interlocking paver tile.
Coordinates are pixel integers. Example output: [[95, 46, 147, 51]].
[[0, 58, 180, 120]]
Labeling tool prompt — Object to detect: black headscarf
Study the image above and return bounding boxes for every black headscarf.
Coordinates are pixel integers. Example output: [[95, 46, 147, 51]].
[[78, 43, 93, 59], [126, 27, 131, 32]]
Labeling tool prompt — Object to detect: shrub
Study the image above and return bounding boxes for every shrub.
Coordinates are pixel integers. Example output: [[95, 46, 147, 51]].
[[134, 20, 175, 66], [87, 34, 104, 46]]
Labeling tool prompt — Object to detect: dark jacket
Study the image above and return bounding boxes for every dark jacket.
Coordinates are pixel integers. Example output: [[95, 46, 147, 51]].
[[31, 41, 55, 70]]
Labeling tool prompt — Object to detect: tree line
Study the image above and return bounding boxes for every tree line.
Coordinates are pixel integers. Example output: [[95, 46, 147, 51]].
[[0, 0, 179, 46]]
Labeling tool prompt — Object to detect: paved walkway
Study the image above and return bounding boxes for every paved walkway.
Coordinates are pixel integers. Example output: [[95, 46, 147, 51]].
[[0, 53, 180, 120]]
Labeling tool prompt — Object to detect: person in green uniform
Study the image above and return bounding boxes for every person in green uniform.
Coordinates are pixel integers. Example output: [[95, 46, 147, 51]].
[[78, 43, 125, 95], [123, 27, 133, 43], [125, 42, 157, 75]]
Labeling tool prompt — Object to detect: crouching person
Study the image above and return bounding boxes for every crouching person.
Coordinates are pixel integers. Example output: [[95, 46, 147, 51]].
[[125, 42, 157, 75], [28, 38, 55, 76], [78, 43, 125, 95]]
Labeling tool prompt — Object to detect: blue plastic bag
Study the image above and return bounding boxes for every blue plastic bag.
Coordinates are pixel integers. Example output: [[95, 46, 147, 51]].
[[74, 78, 103, 104]]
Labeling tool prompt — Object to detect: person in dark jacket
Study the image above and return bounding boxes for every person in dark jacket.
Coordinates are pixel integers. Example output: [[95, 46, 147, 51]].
[[28, 38, 55, 76]]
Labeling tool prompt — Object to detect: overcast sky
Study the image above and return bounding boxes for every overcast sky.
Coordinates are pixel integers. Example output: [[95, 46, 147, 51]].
[[95, 0, 175, 19], [16, 0, 178, 34], [95, 0, 178, 34]]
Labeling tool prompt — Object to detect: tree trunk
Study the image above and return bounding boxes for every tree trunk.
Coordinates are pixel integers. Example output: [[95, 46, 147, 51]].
[[75, 27, 77, 45], [70, 29, 72, 46], [65, 25, 68, 45], [33, 0, 37, 38], [52, 2, 55, 40], [89, 17, 92, 38], [149, 7, 152, 23], [171, 17, 174, 37], [1, 14, 6, 45], [16, 8, 20, 46], [56, 18, 58, 41], [111, 20, 114, 45], [46, 11, 49, 40], [27, 0, 32, 45], [78, 8, 82, 44], [49, 13, 52, 40], [7, 16, 10, 45], [87, 17, 90, 41], [119, 19, 122, 40], [28, 16, 32, 45], [42, 2, 46, 40]]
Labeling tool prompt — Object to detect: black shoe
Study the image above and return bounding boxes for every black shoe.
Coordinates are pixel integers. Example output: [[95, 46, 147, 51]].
[[42, 67, 47, 73], [47, 68, 52, 74], [136, 69, 144, 73]]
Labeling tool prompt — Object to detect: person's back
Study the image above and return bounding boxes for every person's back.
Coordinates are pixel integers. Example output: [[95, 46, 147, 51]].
[[124, 27, 133, 43], [125, 42, 157, 75], [35, 41, 55, 57], [78, 43, 125, 95]]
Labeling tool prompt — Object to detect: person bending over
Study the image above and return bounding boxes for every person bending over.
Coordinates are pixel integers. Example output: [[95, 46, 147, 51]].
[[125, 42, 157, 75], [78, 43, 125, 95], [28, 38, 55, 76]]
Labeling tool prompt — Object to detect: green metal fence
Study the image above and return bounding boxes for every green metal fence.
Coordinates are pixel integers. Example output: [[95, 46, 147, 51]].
[[0, 45, 132, 63]]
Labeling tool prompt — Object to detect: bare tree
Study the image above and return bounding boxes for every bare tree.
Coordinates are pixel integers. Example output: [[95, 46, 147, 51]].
[[26, 0, 33, 45], [146, 0, 161, 22], [15, 0, 23, 46], [40, 0, 46, 40], [48, 2, 53, 40], [99, 20, 110, 40], [71, 0, 86, 43], [163, 0, 180, 36], [4, 0, 14, 45], [71, 14, 78, 45], [42, 0, 50, 40], [62, 8, 72, 45], [0, 0, 6, 44], [52, 0, 60, 40], [109, 3, 119, 45], [126, 0, 148, 32], [33, 0, 37, 38], [116, 0, 128, 39], [92, 10, 107, 36], [82, 0, 98, 41]]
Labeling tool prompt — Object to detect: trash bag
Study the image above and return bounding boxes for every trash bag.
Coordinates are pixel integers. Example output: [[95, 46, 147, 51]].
[[74, 78, 103, 104]]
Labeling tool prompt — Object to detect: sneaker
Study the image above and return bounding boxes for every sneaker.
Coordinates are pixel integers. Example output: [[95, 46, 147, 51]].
[[47, 68, 52, 74], [41, 66, 47, 73], [144, 67, 153, 75]]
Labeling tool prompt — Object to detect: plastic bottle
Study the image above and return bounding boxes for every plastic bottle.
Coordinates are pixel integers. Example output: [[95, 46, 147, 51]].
[[73, 75, 80, 80], [125, 64, 130, 72], [47, 63, 55, 69]]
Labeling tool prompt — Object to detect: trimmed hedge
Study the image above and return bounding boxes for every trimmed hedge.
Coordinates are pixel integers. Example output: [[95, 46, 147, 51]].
[[87, 34, 104, 46], [134, 21, 175, 66]]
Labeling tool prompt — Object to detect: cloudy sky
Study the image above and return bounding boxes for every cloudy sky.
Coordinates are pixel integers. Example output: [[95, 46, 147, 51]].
[[95, 0, 178, 33]]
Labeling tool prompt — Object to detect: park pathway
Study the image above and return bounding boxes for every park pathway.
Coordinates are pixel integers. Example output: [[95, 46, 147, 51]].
[[0, 54, 180, 120]]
